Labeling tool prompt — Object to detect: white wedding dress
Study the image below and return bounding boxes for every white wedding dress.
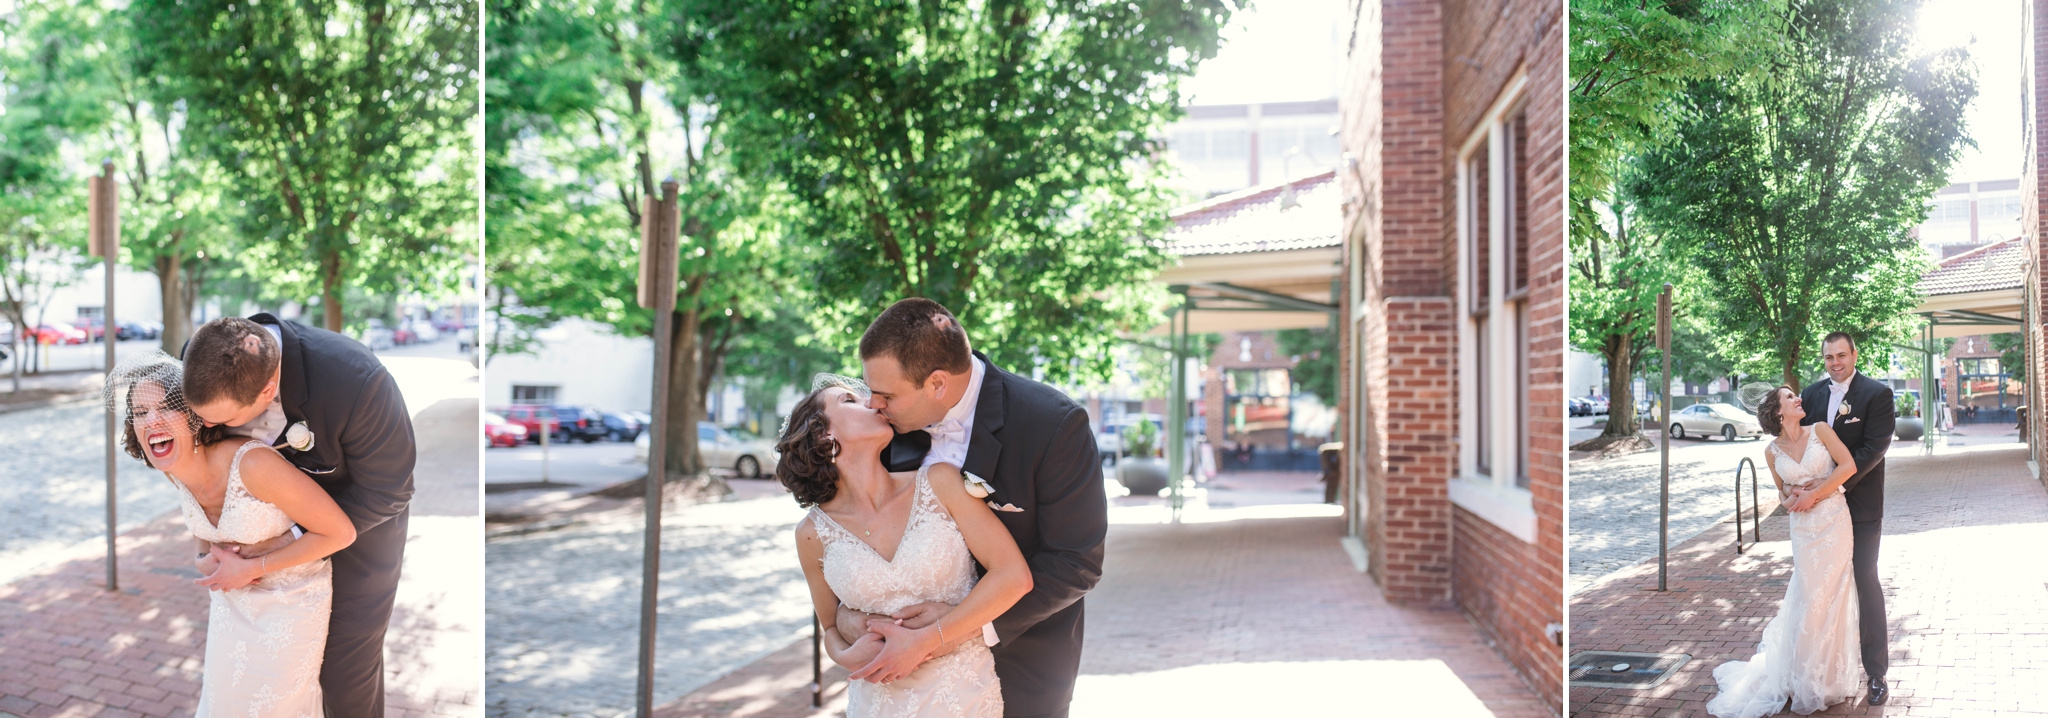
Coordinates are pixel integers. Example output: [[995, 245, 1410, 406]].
[[810, 466, 1003, 718], [1708, 428, 1862, 718], [173, 440, 334, 717]]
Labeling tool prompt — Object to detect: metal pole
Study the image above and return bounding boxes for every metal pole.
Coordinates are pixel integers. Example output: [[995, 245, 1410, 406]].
[[811, 615, 823, 708], [96, 164, 119, 592], [636, 181, 680, 717], [540, 416, 551, 481], [1168, 289, 1188, 522], [1657, 283, 1672, 591]]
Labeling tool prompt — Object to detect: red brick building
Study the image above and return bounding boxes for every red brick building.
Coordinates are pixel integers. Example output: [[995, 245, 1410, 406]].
[[1334, 0, 1564, 708]]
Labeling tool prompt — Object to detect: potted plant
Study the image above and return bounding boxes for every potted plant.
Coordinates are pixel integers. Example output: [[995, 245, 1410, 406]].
[[1895, 391, 1925, 441], [1116, 418, 1170, 495]]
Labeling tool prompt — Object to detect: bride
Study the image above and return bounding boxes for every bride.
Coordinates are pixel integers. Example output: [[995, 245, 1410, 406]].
[[779, 376, 1032, 717], [110, 353, 355, 716], [1708, 385, 1864, 718]]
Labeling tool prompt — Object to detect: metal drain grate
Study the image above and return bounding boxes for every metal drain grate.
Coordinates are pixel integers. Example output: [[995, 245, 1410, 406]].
[[1568, 651, 1693, 689]]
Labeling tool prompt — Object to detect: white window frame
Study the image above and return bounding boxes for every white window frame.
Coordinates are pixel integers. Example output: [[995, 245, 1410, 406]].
[[1451, 71, 1538, 543]]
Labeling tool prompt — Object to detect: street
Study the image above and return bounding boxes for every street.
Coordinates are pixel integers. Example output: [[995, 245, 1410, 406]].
[[0, 334, 482, 717]]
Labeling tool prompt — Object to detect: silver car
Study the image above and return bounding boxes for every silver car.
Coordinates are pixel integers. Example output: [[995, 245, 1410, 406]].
[[1668, 402, 1764, 442], [635, 422, 781, 478]]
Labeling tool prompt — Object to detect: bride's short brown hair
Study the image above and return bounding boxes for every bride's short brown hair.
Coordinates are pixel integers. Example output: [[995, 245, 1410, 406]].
[[1756, 385, 1798, 435], [774, 388, 843, 507]]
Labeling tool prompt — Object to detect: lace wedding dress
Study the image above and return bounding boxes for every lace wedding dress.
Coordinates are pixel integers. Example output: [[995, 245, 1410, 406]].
[[810, 466, 1003, 718], [1707, 428, 1863, 718], [174, 440, 334, 717]]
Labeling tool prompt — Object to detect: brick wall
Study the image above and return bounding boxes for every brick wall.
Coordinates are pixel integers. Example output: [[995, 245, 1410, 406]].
[[2028, 0, 2045, 485], [1439, 0, 1566, 709], [1342, 0, 1563, 708]]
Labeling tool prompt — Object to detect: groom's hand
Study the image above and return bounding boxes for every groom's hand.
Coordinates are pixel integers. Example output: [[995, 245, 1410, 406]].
[[221, 530, 296, 560], [891, 601, 954, 630], [835, 603, 887, 646]]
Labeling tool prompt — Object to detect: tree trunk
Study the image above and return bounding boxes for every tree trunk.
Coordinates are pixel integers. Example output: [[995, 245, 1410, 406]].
[[156, 248, 191, 356], [1600, 331, 1638, 439], [321, 249, 345, 332], [664, 306, 704, 481], [1782, 350, 1801, 390]]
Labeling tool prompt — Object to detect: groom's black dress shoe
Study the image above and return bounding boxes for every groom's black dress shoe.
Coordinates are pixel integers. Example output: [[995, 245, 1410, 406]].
[[1868, 678, 1888, 705]]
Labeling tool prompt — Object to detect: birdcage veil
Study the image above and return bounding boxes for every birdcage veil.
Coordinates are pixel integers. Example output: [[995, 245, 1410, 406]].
[[103, 350, 200, 460], [1736, 382, 1781, 412], [777, 372, 871, 440]]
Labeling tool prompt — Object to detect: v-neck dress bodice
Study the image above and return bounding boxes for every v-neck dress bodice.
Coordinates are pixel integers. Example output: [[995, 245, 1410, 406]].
[[1708, 430, 1861, 718], [173, 440, 333, 717], [808, 466, 1002, 717]]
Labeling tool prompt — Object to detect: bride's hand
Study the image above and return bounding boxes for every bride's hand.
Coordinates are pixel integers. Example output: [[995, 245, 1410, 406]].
[[194, 546, 220, 576], [850, 620, 940, 684], [195, 546, 265, 592]]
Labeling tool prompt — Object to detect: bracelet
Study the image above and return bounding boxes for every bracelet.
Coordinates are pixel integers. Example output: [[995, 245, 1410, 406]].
[[259, 556, 267, 574], [937, 622, 946, 645]]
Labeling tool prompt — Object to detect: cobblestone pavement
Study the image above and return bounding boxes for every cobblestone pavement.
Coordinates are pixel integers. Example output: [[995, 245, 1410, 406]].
[[0, 348, 482, 717], [485, 480, 812, 718], [1568, 444, 2048, 717], [653, 473, 1551, 718], [1568, 433, 1772, 595]]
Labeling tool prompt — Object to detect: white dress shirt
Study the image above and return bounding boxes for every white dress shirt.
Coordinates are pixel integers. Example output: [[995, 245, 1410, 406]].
[[1825, 371, 1856, 426], [917, 355, 998, 646]]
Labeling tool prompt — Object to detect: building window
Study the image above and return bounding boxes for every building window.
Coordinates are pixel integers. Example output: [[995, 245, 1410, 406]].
[[1453, 74, 1537, 541], [512, 385, 559, 404]]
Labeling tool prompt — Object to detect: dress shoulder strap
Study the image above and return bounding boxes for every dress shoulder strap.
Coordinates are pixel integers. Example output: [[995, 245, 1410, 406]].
[[807, 506, 854, 545], [228, 439, 269, 485]]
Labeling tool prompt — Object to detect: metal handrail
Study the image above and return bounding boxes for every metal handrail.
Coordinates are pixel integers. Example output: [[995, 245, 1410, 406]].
[[1734, 457, 1762, 554]]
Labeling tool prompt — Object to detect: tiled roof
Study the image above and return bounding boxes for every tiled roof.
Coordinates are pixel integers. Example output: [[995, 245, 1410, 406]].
[[1917, 236, 2025, 296], [1167, 171, 1341, 257]]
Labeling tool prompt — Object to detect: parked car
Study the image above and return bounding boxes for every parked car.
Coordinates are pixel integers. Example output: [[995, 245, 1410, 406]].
[[484, 412, 528, 448], [497, 405, 558, 444], [115, 320, 160, 340], [391, 322, 418, 345], [1096, 413, 1165, 461], [362, 319, 395, 350], [31, 323, 88, 345], [1585, 396, 1610, 415], [1568, 397, 1588, 416], [600, 411, 643, 442], [411, 320, 440, 343], [71, 317, 107, 341], [548, 405, 609, 443], [1668, 402, 1764, 442], [700, 421, 779, 478], [0, 320, 13, 346]]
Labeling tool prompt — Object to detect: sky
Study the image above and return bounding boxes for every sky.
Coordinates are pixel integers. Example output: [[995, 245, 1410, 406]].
[[1919, 0, 2022, 184], [1180, 0, 1347, 105]]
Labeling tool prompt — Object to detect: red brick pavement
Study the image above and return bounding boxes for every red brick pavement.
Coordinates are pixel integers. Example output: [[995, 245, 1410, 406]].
[[660, 504, 1553, 717], [1569, 445, 2048, 717], [0, 511, 473, 718]]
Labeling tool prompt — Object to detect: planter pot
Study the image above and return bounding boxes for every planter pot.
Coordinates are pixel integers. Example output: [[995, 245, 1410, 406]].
[[1895, 417, 1925, 442], [1117, 457, 1170, 495]]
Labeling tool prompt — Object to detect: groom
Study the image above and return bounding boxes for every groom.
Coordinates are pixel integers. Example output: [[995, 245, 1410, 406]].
[[833, 298, 1107, 718], [183, 315, 417, 717], [1793, 331, 1894, 705]]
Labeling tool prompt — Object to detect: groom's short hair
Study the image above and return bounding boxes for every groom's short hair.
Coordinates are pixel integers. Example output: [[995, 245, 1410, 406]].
[[1822, 331, 1857, 353], [860, 298, 972, 387], [185, 317, 281, 408]]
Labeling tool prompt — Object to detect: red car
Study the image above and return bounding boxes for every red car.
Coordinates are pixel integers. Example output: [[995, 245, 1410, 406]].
[[496, 405, 558, 444], [485, 412, 529, 448], [31, 323, 88, 345]]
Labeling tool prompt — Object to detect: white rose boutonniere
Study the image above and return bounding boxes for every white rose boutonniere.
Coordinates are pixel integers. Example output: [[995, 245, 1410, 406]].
[[1838, 402, 1852, 417], [285, 422, 316, 451], [963, 471, 994, 499]]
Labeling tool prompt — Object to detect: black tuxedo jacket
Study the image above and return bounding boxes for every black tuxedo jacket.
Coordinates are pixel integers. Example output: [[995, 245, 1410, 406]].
[[889, 351, 1107, 715], [1798, 373, 1894, 522]]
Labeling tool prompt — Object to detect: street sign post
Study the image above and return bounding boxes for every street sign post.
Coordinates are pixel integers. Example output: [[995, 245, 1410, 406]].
[[1657, 283, 1672, 592], [635, 181, 681, 717], [89, 162, 119, 592]]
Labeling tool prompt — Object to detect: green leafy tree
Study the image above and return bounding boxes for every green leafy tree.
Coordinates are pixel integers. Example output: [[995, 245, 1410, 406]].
[[1633, 0, 1971, 387], [487, 0, 807, 484], [131, 0, 478, 333], [679, 0, 1232, 383], [1276, 327, 1337, 407], [1569, 0, 1782, 441], [0, 0, 100, 379]]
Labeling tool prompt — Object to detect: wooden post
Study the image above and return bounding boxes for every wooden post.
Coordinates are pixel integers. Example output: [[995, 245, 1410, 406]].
[[90, 163, 119, 591], [636, 181, 680, 717]]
